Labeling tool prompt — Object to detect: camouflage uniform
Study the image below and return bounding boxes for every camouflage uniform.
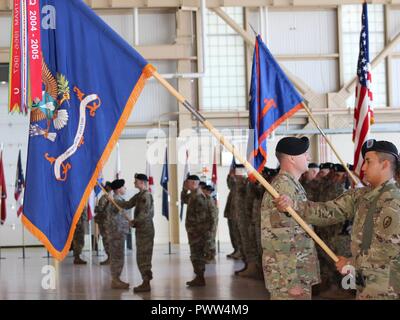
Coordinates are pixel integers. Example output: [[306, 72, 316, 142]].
[[243, 180, 258, 264], [207, 195, 219, 259], [72, 207, 87, 258], [296, 179, 400, 300], [261, 172, 320, 300], [181, 188, 216, 277], [94, 193, 111, 257], [301, 179, 319, 202], [115, 190, 155, 281], [253, 182, 265, 264], [107, 194, 130, 280], [314, 177, 347, 290], [224, 175, 241, 254], [231, 176, 247, 259]]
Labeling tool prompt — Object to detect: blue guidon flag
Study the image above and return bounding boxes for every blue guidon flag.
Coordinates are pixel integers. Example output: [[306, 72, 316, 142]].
[[248, 35, 303, 177], [22, 0, 155, 260]]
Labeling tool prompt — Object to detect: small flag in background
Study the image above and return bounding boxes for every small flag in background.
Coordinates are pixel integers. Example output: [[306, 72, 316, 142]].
[[14, 149, 25, 217], [0, 151, 7, 224], [179, 149, 190, 220], [353, 2, 374, 177], [160, 149, 169, 220], [247, 35, 303, 178], [146, 160, 154, 194], [88, 175, 103, 221], [211, 146, 218, 206]]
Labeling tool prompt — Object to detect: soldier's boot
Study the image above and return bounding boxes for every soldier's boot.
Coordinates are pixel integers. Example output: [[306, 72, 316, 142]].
[[111, 278, 130, 289], [231, 251, 243, 260], [234, 262, 247, 275], [238, 261, 259, 278], [100, 257, 110, 265], [133, 280, 151, 293], [73, 256, 87, 265], [186, 275, 206, 287]]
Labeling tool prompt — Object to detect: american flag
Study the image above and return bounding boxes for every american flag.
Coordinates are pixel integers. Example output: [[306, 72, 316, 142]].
[[353, 2, 374, 177], [14, 150, 25, 217]]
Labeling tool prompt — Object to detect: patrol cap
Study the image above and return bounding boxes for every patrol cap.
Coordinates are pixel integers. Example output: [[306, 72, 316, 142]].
[[361, 139, 399, 160], [308, 163, 319, 169], [187, 175, 200, 181], [334, 164, 346, 172], [319, 162, 334, 170], [111, 179, 125, 190], [276, 137, 309, 156], [134, 173, 148, 182]]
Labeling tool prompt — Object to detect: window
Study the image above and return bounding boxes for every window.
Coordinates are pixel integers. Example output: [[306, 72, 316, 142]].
[[342, 4, 386, 108], [201, 7, 247, 112]]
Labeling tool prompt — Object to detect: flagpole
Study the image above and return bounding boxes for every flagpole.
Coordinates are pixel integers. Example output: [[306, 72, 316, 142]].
[[152, 71, 339, 263], [300, 102, 358, 184]]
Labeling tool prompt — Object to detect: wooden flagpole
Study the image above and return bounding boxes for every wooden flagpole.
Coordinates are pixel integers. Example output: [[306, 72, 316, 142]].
[[152, 71, 339, 263]]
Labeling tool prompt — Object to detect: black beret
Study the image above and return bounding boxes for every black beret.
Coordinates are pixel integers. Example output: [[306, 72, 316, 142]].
[[308, 163, 319, 169], [104, 181, 112, 188], [319, 162, 334, 170], [205, 185, 215, 192], [199, 181, 207, 188], [348, 164, 354, 171], [271, 169, 279, 176], [235, 164, 245, 168], [276, 137, 309, 156], [262, 167, 271, 175], [111, 179, 125, 190], [187, 175, 200, 181], [134, 173, 148, 181], [361, 139, 399, 160], [334, 164, 346, 172]]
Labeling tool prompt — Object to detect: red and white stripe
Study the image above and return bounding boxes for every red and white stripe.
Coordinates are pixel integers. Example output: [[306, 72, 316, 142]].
[[353, 64, 373, 177]]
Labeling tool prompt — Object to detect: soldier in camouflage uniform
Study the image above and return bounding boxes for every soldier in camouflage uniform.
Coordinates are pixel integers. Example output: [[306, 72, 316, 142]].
[[94, 181, 112, 265], [301, 163, 319, 201], [224, 170, 242, 259], [230, 165, 248, 268], [181, 175, 216, 287], [237, 178, 261, 278], [261, 137, 320, 300], [106, 179, 131, 289], [314, 164, 350, 298], [72, 205, 88, 265], [275, 139, 400, 300], [202, 184, 218, 264], [113, 174, 155, 293]]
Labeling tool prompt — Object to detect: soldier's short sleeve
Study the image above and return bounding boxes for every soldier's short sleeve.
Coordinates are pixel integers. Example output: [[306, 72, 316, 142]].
[[295, 190, 356, 226]]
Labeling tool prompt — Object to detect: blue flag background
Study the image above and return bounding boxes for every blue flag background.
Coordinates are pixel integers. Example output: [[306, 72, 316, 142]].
[[22, 0, 154, 260], [160, 149, 169, 220], [248, 35, 303, 173]]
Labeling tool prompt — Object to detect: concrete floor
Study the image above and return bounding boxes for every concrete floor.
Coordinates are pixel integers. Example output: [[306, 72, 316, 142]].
[[0, 244, 270, 300], [0, 243, 356, 300]]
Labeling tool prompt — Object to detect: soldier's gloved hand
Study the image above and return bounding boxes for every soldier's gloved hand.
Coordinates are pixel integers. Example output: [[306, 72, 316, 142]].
[[273, 195, 293, 212]]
